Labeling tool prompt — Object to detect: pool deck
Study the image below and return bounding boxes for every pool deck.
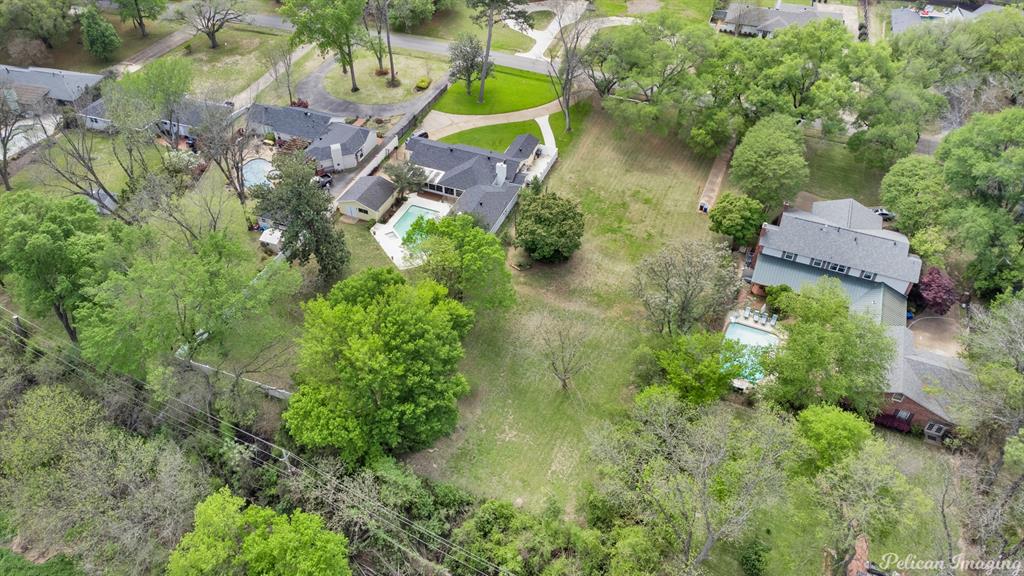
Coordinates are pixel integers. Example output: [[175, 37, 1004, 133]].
[[370, 194, 452, 269]]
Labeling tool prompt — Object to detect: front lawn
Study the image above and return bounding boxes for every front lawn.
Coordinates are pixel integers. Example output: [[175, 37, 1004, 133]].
[[254, 50, 326, 107], [323, 49, 450, 105], [172, 25, 290, 99], [531, 10, 556, 29], [5, 13, 177, 74], [437, 102, 591, 152], [549, 102, 591, 152], [407, 1, 534, 54], [434, 66, 556, 115], [405, 108, 715, 508]]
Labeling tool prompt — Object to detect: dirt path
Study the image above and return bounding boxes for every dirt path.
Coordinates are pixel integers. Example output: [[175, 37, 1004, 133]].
[[106, 27, 194, 75], [697, 138, 736, 213]]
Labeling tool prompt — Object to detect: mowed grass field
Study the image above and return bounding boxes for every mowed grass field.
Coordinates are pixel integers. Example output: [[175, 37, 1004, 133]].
[[323, 49, 450, 105], [173, 25, 290, 99], [434, 66, 557, 115], [408, 0, 534, 54], [405, 108, 716, 509]]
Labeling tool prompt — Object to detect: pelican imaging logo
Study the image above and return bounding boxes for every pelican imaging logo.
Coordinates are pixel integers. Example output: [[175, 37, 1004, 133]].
[[878, 553, 1023, 575]]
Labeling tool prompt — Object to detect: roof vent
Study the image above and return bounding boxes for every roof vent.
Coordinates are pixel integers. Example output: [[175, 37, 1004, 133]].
[[479, 201, 484, 206]]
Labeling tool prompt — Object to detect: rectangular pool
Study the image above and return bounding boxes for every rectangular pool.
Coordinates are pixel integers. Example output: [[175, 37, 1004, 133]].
[[393, 205, 440, 242]]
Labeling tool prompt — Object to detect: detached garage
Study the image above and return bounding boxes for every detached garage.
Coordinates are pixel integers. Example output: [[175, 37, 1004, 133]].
[[337, 176, 397, 221]]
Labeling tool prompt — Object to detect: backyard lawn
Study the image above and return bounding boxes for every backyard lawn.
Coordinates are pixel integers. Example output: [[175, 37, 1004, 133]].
[[804, 136, 884, 207], [172, 25, 290, 99], [595, 0, 715, 20], [407, 1, 534, 54], [3, 13, 177, 74], [323, 49, 450, 105], [433, 66, 556, 115], [406, 108, 715, 508]]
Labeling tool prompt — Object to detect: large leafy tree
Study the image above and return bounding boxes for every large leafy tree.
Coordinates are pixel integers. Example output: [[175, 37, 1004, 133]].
[[0, 193, 111, 343], [795, 404, 873, 474], [80, 7, 122, 62], [119, 57, 193, 140], [879, 154, 953, 237], [590, 387, 796, 574], [406, 213, 513, 310], [707, 193, 764, 247], [283, 0, 367, 93], [764, 278, 895, 417], [115, 0, 168, 37], [0, 0, 74, 48], [729, 114, 808, 211], [633, 239, 740, 335], [936, 108, 1024, 212], [167, 487, 352, 576], [448, 33, 491, 96], [514, 185, 584, 262], [656, 330, 748, 405], [466, 0, 530, 103], [250, 152, 350, 283], [77, 232, 301, 377], [284, 268, 474, 462], [0, 386, 208, 575]]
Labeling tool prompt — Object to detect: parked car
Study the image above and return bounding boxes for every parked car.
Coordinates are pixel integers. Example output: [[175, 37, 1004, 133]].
[[873, 207, 895, 221], [311, 174, 332, 188]]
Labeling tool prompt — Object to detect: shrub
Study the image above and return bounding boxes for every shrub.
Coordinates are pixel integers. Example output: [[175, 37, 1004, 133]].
[[764, 284, 793, 315], [416, 77, 432, 91], [739, 537, 770, 576], [514, 187, 584, 262], [290, 99, 309, 108]]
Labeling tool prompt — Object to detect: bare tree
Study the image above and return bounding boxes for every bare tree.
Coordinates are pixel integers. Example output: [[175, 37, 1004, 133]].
[[196, 104, 256, 204], [540, 319, 590, 392], [633, 239, 740, 335], [590, 397, 796, 573], [130, 167, 231, 251], [0, 83, 32, 191], [547, 5, 592, 133], [102, 82, 161, 194], [39, 126, 133, 223], [580, 32, 621, 98], [176, 0, 247, 49], [364, 0, 397, 86], [260, 43, 296, 103]]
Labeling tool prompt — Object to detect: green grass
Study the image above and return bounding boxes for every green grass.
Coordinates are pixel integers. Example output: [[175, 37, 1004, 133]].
[[804, 136, 884, 207], [438, 102, 591, 152], [338, 220, 395, 273], [531, 10, 556, 29], [0, 551, 82, 576], [440, 119, 543, 151], [408, 0, 534, 54], [405, 108, 715, 509], [594, 0, 629, 16], [665, 0, 718, 23], [173, 25, 290, 99], [6, 13, 177, 73], [254, 49, 326, 107], [434, 66, 556, 115], [323, 49, 450, 105]]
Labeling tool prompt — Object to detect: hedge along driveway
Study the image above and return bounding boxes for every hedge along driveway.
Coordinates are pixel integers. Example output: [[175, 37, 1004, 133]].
[[433, 66, 557, 115]]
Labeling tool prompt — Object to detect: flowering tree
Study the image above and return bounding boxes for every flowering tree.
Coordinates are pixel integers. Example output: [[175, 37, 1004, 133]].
[[918, 267, 957, 315]]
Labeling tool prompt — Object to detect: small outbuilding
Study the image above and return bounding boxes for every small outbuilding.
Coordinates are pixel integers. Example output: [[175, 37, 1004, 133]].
[[337, 176, 398, 221]]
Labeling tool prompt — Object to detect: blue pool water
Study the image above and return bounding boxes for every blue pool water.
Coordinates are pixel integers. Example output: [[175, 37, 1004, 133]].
[[394, 205, 440, 242], [724, 322, 779, 382], [243, 158, 273, 188]]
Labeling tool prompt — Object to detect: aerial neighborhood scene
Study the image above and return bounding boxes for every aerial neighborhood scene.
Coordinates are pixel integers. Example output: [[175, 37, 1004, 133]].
[[1, 0, 1023, 573]]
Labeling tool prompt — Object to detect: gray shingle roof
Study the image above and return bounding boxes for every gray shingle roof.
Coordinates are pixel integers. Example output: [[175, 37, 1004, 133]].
[[247, 104, 334, 141], [454, 183, 520, 232], [406, 136, 527, 185], [750, 254, 908, 326], [340, 176, 396, 211], [80, 97, 233, 127], [886, 326, 974, 423], [811, 199, 881, 230], [306, 122, 373, 160], [505, 134, 540, 160], [722, 3, 843, 33], [891, 4, 1004, 35], [0, 65, 103, 103], [759, 200, 922, 285]]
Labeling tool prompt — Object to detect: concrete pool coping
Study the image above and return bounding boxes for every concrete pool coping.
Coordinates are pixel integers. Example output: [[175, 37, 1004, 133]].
[[370, 193, 452, 269]]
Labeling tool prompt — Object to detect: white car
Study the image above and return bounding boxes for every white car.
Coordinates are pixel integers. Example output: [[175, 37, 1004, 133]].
[[873, 208, 895, 222]]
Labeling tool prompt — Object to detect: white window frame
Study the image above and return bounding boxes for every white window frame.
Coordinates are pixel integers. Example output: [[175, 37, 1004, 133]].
[[896, 409, 912, 420], [861, 271, 875, 280], [782, 251, 796, 261], [892, 393, 904, 403], [811, 259, 823, 268]]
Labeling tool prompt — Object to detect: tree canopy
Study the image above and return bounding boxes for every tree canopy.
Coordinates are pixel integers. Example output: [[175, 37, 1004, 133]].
[[656, 330, 748, 405], [708, 193, 764, 247], [80, 7, 122, 61], [796, 404, 873, 474], [514, 185, 585, 262], [729, 114, 808, 210], [284, 268, 474, 462]]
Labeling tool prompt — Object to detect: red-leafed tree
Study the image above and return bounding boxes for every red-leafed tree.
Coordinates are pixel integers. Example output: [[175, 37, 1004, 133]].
[[918, 267, 957, 314]]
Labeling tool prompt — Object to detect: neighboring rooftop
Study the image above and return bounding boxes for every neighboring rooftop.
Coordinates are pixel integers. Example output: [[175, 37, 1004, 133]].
[[340, 176, 397, 211], [891, 3, 1003, 35], [721, 2, 843, 34], [886, 326, 974, 423], [81, 97, 234, 127], [306, 122, 374, 161], [247, 104, 335, 141], [0, 65, 104, 104]]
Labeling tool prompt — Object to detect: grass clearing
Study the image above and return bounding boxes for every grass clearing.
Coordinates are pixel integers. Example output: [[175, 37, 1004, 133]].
[[323, 49, 449, 105], [338, 220, 395, 273], [1, 13, 177, 74], [173, 25, 289, 99], [408, 1, 534, 54], [434, 66, 556, 115], [440, 119, 543, 150], [804, 136, 884, 207], [549, 102, 592, 152], [405, 108, 715, 508], [531, 10, 556, 29], [595, 0, 629, 16], [255, 50, 326, 106], [664, 0, 717, 23]]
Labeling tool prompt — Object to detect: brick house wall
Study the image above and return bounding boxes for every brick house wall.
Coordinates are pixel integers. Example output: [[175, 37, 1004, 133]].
[[877, 392, 951, 430]]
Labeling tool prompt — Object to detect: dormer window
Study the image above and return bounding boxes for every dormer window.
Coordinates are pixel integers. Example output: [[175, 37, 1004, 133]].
[[861, 271, 875, 280], [811, 259, 823, 268], [827, 262, 848, 274], [782, 251, 796, 261]]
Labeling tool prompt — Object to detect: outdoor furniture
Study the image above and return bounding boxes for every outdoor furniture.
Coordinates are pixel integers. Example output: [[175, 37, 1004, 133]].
[[769, 314, 778, 327], [744, 306, 751, 319]]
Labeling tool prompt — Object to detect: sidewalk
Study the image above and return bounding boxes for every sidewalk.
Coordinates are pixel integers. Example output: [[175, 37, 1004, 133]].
[[418, 99, 564, 140], [106, 27, 194, 75]]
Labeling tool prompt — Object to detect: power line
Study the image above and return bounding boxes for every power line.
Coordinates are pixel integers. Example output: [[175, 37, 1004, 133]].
[[0, 309, 512, 576]]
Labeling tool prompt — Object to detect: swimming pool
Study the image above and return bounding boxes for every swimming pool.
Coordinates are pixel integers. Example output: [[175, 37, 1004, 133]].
[[724, 322, 780, 383], [243, 158, 273, 188], [393, 205, 440, 242]]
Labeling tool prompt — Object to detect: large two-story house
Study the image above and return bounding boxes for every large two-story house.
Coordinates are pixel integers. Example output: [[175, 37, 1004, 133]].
[[750, 199, 969, 441]]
